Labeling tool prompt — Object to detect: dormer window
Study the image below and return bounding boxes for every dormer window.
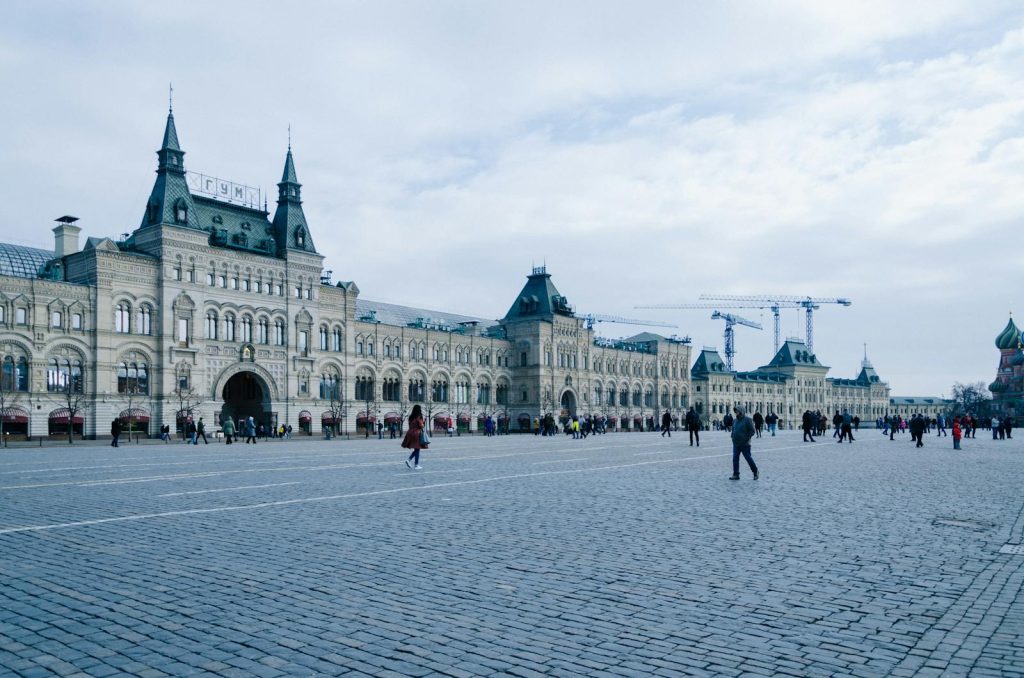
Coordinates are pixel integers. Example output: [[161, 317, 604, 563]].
[[147, 201, 160, 224], [295, 227, 305, 247], [174, 199, 188, 224]]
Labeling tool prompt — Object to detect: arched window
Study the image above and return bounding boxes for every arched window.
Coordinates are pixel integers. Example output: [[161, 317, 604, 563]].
[[174, 199, 188, 224], [319, 327, 328, 351], [47, 359, 66, 392], [258, 318, 268, 344], [274, 320, 285, 346], [117, 362, 149, 395], [136, 306, 152, 335], [431, 380, 449, 403], [115, 303, 130, 333], [332, 328, 342, 352], [408, 378, 425, 402], [205, 311, 218, 340], [355, 375, 374, 401], [224, 314, 236, 342], [320, 373, 340, 400], [241, 316, 252, 343]]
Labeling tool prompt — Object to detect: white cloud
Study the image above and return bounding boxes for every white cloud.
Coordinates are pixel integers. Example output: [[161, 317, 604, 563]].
[[0, 1, 1022, 395]]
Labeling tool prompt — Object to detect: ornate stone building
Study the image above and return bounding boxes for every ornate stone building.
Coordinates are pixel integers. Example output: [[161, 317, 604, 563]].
[[690, 339, 892, 427], [0, 110, 694, 439]]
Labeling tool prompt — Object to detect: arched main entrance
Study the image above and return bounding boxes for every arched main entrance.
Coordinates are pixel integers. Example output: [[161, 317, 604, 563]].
[[560, 390, 577, 419], [221, 371, 272, 431]]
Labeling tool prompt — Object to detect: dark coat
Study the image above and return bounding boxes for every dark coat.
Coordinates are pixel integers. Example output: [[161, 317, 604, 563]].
[[111, 419, 121, 436], [401, 414, 426, 449]]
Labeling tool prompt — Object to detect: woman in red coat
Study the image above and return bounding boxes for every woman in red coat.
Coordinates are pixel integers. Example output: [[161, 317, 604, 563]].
[[952, 417, 962, 450], [402, 404, 428, 469]]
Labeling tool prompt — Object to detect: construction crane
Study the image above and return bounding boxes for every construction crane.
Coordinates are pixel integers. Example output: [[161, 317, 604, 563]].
[[711, 311, 762, 371], [699, 295, 851, 353], [579, 313, 678, 331], [636, 302, 784, 351]]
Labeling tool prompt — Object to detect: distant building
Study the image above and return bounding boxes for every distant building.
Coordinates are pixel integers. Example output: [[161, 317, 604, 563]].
[[691, 340, 891, 427]]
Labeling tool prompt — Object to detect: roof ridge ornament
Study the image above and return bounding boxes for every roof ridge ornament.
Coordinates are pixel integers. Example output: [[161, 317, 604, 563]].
[[169, 82, 173, 113]]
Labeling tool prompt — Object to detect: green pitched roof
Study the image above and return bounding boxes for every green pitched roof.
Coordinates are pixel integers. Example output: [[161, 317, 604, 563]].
[[503, 268, 574, 321], [691, 348, 730, 376], [139, 111, 200, 231], [194, 197, 278, 255], [762, 339, 826, 369], [271, 148, 317, 255]]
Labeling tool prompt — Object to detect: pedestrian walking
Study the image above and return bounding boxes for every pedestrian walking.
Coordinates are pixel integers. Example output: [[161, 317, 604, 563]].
[[752, 411, 764, 438], [936, 414, 947, 437], [661, 410, 672, 437], [993, 416, 1001, 440], [402, 404, 428, 469], [685, 407, 700, 447], [222, 416, 235, 444], [187, 419, 198, 445], [839, 410, 854, 443], [197, 417, 209, 444], [952, 418, 962, 450], [766, 411, 778, 436], [160, 424, 171, 443], [729, 408, 758, 480], [910, 413, 925, 447], [110, 418, 121, 447], [802, 410, 816, 442], [245, 416, 257, 444]]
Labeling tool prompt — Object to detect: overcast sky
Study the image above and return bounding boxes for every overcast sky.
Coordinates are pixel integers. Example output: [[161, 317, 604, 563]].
[[2, 1, 1023, 397]]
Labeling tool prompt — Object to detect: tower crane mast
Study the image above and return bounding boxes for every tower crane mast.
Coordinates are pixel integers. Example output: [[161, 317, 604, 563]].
[[710, 311, 762, 371]]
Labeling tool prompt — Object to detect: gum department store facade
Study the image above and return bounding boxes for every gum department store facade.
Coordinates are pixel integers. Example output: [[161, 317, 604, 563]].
[[0, 111, 910, 440]]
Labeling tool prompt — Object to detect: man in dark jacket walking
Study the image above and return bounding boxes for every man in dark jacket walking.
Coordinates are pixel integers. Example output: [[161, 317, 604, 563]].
[[909, 413, 926, 448], [729, 408, 758, 480], [802, 410, 816, 442], [110, 418, 121, 447], [752, 411, 764, 438], [661, 410, 672, 437], [685, 407, 700, 447]]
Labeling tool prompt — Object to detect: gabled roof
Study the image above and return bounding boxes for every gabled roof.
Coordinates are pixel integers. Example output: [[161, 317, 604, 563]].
[[504, 268, 574, 321], [692, 348, 730, 376]]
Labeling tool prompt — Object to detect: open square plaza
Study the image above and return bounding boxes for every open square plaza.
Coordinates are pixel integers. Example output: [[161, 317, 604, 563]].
[[1, 429, 1022, 676]]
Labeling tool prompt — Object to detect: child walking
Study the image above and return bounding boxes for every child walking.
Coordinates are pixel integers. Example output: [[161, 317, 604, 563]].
[[952, 417, 962, 450]]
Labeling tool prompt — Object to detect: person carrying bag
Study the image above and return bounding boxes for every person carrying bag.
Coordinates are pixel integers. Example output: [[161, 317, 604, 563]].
[[402, 404, 428, 470]]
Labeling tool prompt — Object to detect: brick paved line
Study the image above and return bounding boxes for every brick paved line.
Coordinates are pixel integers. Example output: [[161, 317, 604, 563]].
[[891, 497, 1024, 677]]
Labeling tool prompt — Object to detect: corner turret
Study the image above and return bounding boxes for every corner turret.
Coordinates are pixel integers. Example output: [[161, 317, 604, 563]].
[[271, 144, 317, 256], [139, 108, 199, 230]]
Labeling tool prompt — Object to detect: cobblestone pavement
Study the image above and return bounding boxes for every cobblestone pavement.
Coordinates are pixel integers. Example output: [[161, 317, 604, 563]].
[[0, 428, 1022, 677]]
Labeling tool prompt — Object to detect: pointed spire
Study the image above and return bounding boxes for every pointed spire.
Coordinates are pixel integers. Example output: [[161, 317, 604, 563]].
[[161, 110, 181, 152], [281, 148, 299, 184]]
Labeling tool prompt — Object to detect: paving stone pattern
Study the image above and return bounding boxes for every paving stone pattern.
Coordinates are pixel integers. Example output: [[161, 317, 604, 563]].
[[0, 428, 1022, 676]]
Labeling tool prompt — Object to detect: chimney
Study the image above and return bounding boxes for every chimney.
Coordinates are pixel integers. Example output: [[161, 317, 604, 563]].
[[53, 216, 81, 258]]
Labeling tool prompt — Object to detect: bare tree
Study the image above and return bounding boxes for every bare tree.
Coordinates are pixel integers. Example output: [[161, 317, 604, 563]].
[[326, 377, 345, 439], [173, 383, 201, 440], [950, 382, 992, 418], [60, 378, 86, 445]]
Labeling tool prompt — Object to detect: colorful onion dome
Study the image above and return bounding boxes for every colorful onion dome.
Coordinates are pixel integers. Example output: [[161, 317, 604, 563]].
[[1012, 351, 1024, 367], [995, 317, 1020, 350], [990, 381, 1009, 393]]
